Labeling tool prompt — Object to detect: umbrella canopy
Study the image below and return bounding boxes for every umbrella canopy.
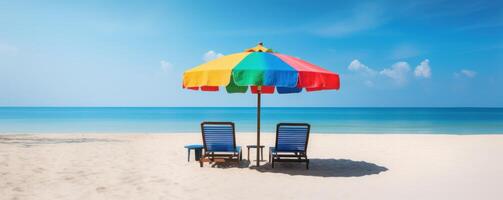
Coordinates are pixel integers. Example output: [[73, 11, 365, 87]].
[[183, 43, 340, 93], [183, 43, 340, 167]]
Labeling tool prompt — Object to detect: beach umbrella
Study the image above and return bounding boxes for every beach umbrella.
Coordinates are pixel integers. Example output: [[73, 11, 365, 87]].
[[183, 43, 340, 166]]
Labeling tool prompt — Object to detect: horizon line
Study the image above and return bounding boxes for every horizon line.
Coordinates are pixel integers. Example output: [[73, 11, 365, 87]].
[[0, 106, 502, 109]]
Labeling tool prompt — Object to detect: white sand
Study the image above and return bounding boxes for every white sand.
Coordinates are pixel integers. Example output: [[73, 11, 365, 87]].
[[1, 133, 503, 200]]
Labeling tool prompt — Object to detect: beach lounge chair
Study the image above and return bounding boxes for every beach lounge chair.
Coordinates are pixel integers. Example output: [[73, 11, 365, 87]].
[[200, 122, 242, 167], [269, 123, 310, 169]]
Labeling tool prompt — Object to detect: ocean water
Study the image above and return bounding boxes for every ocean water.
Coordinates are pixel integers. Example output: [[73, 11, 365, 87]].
[[0, 107, 502, 134]]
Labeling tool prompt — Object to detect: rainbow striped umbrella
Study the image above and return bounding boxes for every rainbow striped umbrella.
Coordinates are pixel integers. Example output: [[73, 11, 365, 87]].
[[183, 43, 340, 166]]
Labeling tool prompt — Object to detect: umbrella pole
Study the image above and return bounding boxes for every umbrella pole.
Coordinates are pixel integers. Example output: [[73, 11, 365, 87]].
[[256, 90, 261, 167]]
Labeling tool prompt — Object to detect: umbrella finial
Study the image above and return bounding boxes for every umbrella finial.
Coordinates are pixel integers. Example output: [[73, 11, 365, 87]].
[[245, 42, 272, 53]]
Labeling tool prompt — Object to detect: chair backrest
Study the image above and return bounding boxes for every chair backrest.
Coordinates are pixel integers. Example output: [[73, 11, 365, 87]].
[[275, 123, 310, 152], [201, 122, 236, 152]]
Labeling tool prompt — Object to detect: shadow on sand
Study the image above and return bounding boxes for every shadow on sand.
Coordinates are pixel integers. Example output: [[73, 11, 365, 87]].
[[251, 158, 388, 177], [208, 158, 388, 177]]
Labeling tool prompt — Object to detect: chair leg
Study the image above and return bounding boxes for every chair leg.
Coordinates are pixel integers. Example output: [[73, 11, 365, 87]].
[[247, 147, 250, 161], [305, 156, 309, 170], [271, 155, 275, 168], [187, 149, 190, 162], [199, 155, 204, 167], [260, 148, 263, 161]]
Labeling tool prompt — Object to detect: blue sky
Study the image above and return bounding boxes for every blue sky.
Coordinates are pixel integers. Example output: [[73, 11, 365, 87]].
[[0, 0, 502, 107]]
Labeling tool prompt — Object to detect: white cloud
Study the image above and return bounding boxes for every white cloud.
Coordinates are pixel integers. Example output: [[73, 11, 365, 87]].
[[348, 59, 376, 75], [202, 50, 224, 62], [350, 59, 433, 87], [380, 61, 410, 84], [348, 59, 378, 87], [414, 59, 431, 78], [160, 60, 173, 72], [455, 69, 477, 78]]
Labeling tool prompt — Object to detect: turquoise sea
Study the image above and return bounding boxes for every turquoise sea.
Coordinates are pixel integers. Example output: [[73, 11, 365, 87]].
[[0, 107, 502, 134]]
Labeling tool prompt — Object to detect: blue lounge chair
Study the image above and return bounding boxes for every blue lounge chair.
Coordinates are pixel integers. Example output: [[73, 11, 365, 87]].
[[200, 122, 242, 167], [269, 123, 310, 169]]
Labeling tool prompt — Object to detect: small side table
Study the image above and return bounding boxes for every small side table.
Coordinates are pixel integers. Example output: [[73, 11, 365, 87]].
[[246, 145, 265, 161], [184, 144, 204, 162]]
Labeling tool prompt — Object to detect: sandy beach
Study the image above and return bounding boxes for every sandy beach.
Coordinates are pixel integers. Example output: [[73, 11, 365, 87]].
[[1, 133, 503, 200]]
